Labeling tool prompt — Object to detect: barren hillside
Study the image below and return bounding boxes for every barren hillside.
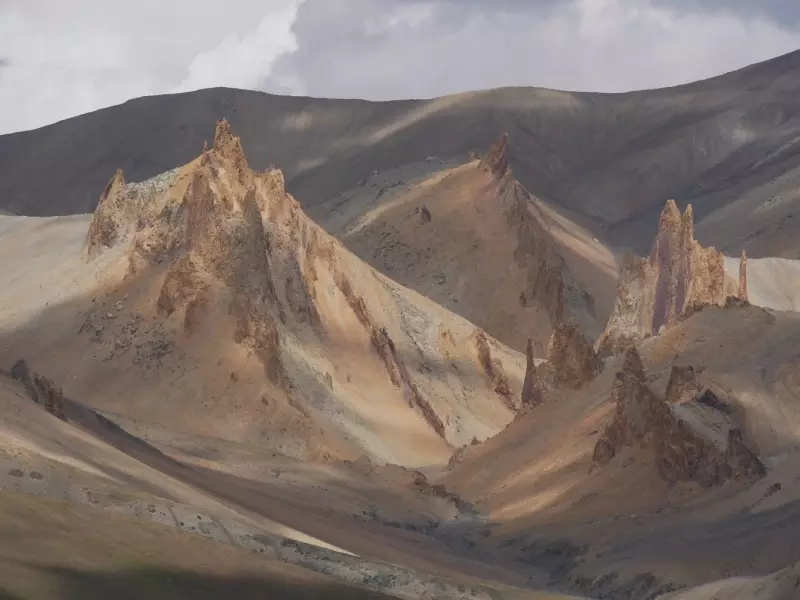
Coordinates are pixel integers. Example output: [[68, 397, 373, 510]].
[[4, 51, 800, 258], [0, 121, 524, 468], [3, 49, 800, 600]]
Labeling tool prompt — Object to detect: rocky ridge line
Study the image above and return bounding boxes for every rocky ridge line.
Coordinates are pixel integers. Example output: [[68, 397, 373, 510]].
[[479, 133, 598, 355]]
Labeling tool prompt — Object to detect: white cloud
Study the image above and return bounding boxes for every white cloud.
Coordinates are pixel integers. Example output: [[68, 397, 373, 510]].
[[174, 3, 299, 93], [0, 0, 300, 134], [268, 0, 800, 98]]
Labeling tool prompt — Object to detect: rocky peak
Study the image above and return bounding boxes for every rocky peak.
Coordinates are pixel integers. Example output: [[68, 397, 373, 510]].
[[665, 365, 700, 404], [598, 199, 738, 354], [621, 345, 645, 382], [738, 249, 748, 302], [212, 119, 249, 180], [479, 133, 510, 178], [85, 168, 127, 256], [520, 339, 541, 409], [520, 321, 602, 410], [548, 320, 601, 388]]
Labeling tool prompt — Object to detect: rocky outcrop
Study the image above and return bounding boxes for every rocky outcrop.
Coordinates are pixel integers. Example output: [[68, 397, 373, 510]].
[[592, 347, 765, 487], [520, 321, 601, 410], [10, 360, 67, 421], [472, 329, 515, 410], [598, 200, 737, 355], [334, 270, 446, 438], [664, 365, 701, 404], [479, 132, 510, 178], [520, 339, 541, 409], [738, 249, 748, 302], [548, 321, 602, 388], [86, 169, 127, 256], [480, 133, 598, 354]]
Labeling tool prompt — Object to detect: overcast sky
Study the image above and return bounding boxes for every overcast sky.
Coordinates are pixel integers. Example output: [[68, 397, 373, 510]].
[[1, 0, 799, 134]]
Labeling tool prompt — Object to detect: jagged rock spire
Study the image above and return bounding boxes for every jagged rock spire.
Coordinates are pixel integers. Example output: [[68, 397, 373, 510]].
[[598, 198, 737, 354], [621, 345, 645, 382], [85, 168, 126, 256], [213, 119, 249, 179], [738, 249, 748, 302], [521, 339, 538, 408], [479, 133, 509, 177]]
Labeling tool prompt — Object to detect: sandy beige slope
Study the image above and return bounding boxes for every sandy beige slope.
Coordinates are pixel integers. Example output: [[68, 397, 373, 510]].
[[312, 135, 616, 354]]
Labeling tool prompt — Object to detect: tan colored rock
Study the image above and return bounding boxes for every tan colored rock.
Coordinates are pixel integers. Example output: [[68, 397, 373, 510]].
[[471, 329, 516, 411], [665, 364, 702, 404], [738, 249, 748, 302], [479, 132, 509, 178], [597, 200, 738, 354], [520, 321, 601, 410], [548, 320, 601, 388]]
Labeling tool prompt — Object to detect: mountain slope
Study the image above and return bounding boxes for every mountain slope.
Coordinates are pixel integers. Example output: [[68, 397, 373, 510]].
[[0, 121, 522, 468], [312, 134, 615, 354], [4, 51, 800, 257], [440, 302, 800, 598]]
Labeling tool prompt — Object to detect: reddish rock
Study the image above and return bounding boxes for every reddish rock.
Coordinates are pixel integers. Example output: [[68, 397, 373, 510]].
[[598, 200, 738, 354], [738, 249, 748, 302]]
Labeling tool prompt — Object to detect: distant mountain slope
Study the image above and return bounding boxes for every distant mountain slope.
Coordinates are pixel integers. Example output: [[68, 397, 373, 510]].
[[3, 50, 800, 256]]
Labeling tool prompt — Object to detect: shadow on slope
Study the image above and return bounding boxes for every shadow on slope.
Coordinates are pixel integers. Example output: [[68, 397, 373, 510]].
[[1, 564, 387, 600]]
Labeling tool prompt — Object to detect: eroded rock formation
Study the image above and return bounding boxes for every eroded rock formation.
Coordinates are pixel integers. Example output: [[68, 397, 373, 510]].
[[477, 133, 600, 356], [738, 249, 748, 302], [598, 200, 738, 355], [479, 132, 510, 178], [592, 347, 765, 487], [665, 365, 701, 404], [548, 321, 602, 388], [520, 321, 601, 410], [472, 328, 515, 411], [10, 360, 67, 421], [86, 120, 506, 456]]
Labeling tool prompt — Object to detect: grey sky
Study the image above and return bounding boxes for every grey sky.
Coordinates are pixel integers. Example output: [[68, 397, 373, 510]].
[[1, 0, 799, 134]]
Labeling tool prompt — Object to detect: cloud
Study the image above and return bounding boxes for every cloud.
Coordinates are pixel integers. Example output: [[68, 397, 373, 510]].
[[1, 0, 799, 134], [266, 0, 800, 99], [652, 0, 800, 26], [0, 0, 300, 134]]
